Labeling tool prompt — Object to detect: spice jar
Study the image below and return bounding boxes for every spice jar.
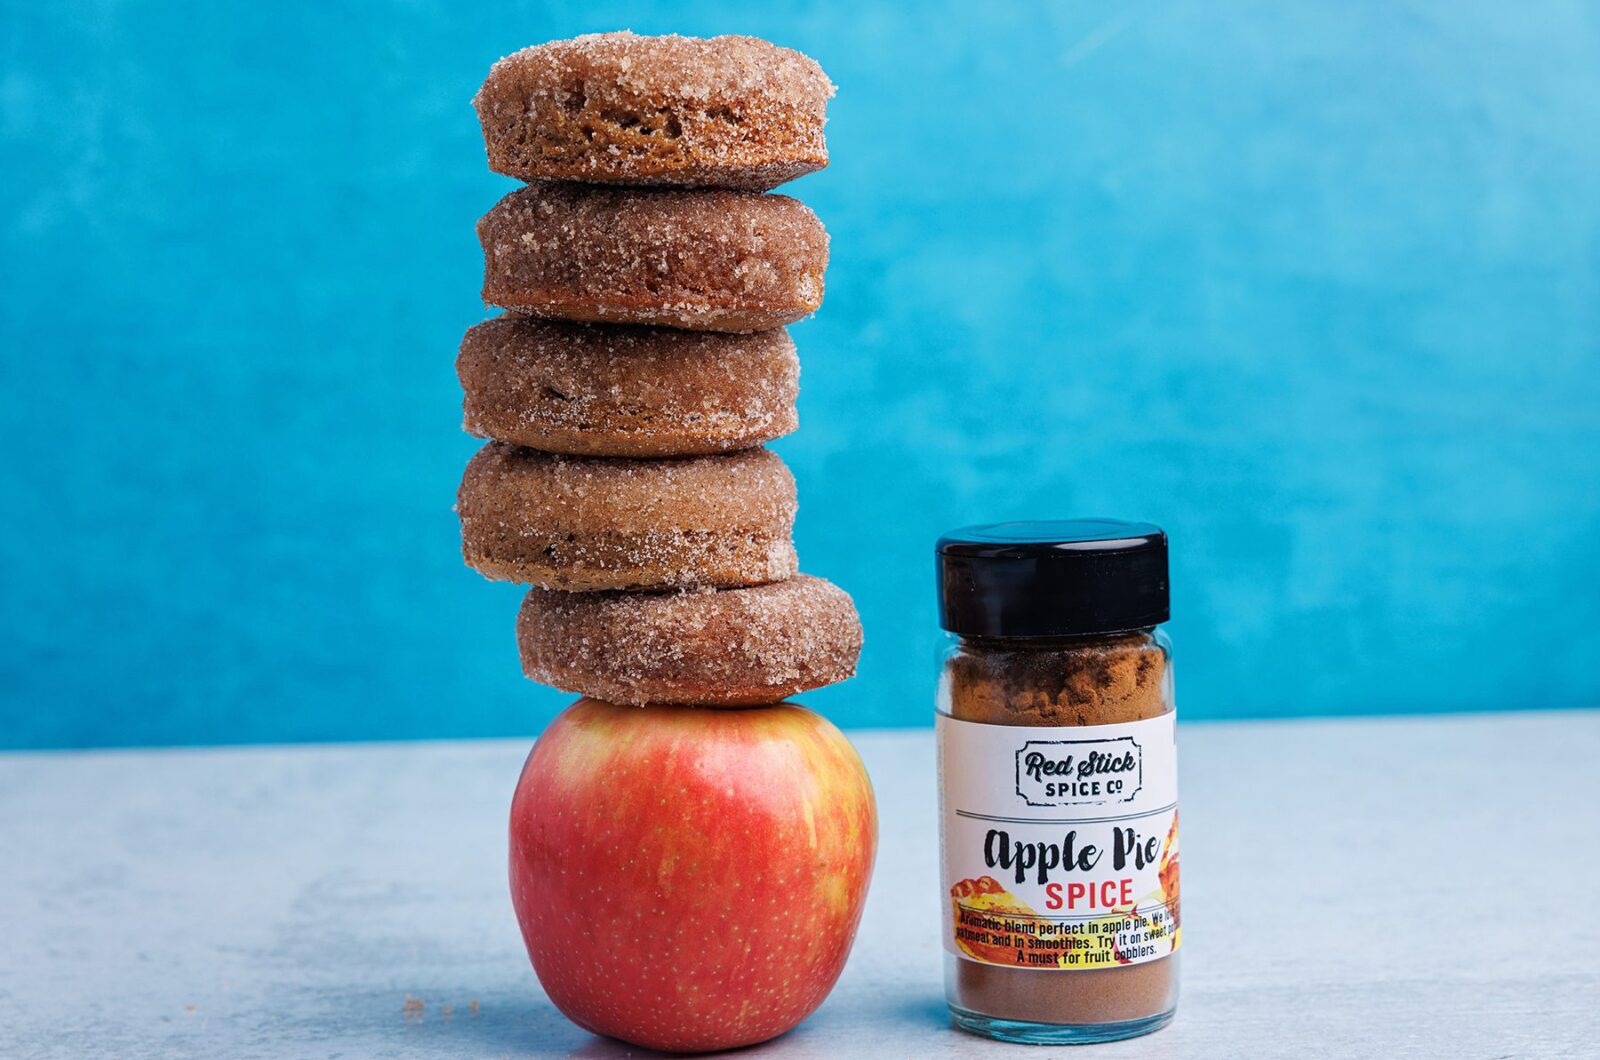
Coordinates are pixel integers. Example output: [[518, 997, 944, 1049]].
[[936, 520, 1179, 1044]]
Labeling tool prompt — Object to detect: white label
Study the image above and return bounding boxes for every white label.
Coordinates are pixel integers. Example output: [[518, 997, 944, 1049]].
[[938, 713, 1180, 970]]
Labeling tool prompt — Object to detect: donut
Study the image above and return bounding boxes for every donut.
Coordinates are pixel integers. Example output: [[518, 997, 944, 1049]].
[[478, 182, 827, 333], [457, 316, 799, 457], [516, 575, 862, 705], [473, 32, 833, 191], [457, 442, 797, 590]]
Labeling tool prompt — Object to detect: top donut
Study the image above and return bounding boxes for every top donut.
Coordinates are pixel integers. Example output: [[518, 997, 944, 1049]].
[[473, 32, 834, 191]]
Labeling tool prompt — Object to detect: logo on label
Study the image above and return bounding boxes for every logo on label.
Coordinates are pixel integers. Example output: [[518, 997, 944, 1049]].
[[1014, 737, 1143, 806]]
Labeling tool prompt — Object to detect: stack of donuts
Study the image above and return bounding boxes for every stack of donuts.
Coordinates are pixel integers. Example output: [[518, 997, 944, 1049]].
[[458, 32, 862, 709]]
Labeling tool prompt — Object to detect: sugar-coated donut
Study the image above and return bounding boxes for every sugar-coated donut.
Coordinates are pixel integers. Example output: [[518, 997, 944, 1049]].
[[457, 442, 797, 591], [478, 182, 827, 333], [457, 316, 799, 457], [474, 32, 833, 191], [516, 575, 862, 705]]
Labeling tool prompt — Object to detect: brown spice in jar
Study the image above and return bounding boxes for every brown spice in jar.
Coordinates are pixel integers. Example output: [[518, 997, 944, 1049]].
[[946, 632, 1178, 1025]]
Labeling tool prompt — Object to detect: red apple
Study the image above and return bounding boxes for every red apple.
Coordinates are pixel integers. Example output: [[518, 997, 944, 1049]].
[[509, 697, 878, 1052]]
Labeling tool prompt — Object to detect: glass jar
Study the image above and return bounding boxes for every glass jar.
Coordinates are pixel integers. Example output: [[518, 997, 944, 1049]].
[[935, 520, 1180, 1045]]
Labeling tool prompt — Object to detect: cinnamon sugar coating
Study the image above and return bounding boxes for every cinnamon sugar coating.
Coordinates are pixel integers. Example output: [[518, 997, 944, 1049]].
[[457, 442, 797, 591], [478, 182, 827, 333], [457, 316, 798, 456], [517, 575, 862, 705], [474, 32, 833, 190]]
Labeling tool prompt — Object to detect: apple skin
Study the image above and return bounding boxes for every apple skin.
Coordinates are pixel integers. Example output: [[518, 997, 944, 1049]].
[[509, 697, 877, 1053]]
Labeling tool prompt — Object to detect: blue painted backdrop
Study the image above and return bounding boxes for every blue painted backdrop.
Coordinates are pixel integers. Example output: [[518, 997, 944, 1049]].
[[2, 1, 1597, 749]]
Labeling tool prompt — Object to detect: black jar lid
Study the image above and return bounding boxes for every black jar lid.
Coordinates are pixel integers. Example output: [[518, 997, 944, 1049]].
[[936, 519, 1169, 637]]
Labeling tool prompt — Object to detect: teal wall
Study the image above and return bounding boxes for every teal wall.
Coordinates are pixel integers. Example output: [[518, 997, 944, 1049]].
[[2, 1, 1597, 748]]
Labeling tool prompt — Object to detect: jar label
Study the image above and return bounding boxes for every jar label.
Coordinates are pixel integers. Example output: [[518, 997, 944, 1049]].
[[938, 713, 1180, 970]]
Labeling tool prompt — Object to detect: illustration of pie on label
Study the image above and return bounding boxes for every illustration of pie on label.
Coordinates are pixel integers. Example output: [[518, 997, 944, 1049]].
[[950, 875, 1065, 967], [1158, 813, 1181, 946], [1092, 814, 1183, 964]]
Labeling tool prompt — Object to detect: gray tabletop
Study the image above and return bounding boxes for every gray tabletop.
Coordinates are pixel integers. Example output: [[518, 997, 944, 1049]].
[[3, 711, 1596, 1059]]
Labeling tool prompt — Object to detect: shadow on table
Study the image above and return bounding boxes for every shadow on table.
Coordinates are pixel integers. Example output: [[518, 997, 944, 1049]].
[[434, 994, 950, 1059], [391, 992, 803, 1058], [314, 979, 954, 1058]]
